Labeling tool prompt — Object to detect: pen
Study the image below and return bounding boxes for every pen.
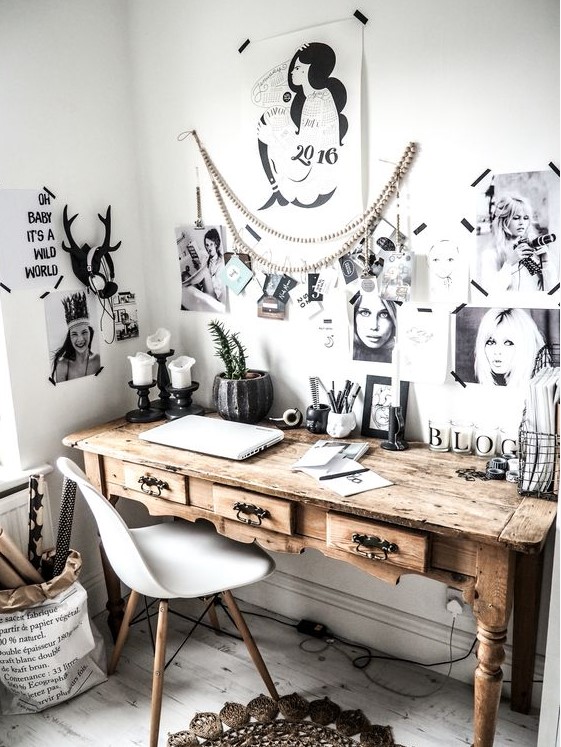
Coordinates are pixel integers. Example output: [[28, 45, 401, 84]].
[[319, 468, 369, 481]]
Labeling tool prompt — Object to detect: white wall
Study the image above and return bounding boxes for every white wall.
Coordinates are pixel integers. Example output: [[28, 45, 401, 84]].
[[0, 0, 558, 713]]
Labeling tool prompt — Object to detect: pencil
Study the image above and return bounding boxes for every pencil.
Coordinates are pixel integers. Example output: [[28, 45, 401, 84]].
[[319, 468, 369, 481]]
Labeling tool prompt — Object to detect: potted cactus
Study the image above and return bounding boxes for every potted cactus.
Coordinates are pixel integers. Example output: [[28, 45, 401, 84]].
[[208, 320, 273, 423]]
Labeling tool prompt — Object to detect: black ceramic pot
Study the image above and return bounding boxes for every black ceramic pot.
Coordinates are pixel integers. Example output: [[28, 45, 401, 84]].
[[212, 370, 274, 424]]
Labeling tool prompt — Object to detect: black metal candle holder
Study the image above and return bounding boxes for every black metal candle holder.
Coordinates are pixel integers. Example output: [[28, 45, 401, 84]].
[[381, 406, 409, 451], [148, 349, 174, 411], [165, 381, 204, 420], [126, 380, 165, 423]]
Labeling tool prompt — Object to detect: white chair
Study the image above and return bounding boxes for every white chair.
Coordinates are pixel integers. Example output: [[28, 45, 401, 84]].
[[57, 457, 278, 747]]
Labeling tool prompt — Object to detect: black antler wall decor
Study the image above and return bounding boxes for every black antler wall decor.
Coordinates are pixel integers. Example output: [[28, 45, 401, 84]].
[[61, 205, 121, 299]]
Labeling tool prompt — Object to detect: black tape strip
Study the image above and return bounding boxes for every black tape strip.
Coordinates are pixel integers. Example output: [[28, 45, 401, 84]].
[[238, 39, 250, 54], [549, 161, 560, 177], [349, 290, 360, 305], [54, 275, 64, 289], [461, 218, 474, 232], [0, 283, 11, 293], [49, 376, 56, 386], [42, 186, 56, 199], [39, 291, 49, 299], [417, 307, 433, 313], [470, 169, 491, 188], [245, 224, 261, 242], [354, 9, 368, 24], [413, 223, 427, 235], [450, 371, 467, 388], [548, 282, 560, 295], [452, 303, 467, 314], [470, 279, 488, 296], [95, 367, 104, 376]]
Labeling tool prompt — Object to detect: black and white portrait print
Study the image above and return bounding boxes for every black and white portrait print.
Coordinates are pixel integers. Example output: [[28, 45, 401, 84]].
[[175, 225, 227, 313], [472, 170, 560, 298], [454, 306, 559, 387]]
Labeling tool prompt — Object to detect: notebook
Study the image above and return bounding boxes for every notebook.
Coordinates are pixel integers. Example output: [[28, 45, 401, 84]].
[[138, 415, 284, 460]]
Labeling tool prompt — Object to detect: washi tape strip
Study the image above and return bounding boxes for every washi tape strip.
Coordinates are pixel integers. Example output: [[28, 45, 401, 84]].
[[42, 186, 56, 199], [54, 275, 64, 289], [354, 9, 368, 24], [470, 169, 491, 188], [452, 303, 467, 314], [450, 371, 467, 387], [548, 283, 560, 295], [549, 162, 560, 177], [461, 218, 474, 232], [95, 367, 104, 376], [245, 224, 261, 242], [238, 39, 250, 54], [417, 308, 433, 313], [39, 291, 50, 299], [413, 223, 427, 235], [470, 279, 488, 296], [0, 283, 11, 293]]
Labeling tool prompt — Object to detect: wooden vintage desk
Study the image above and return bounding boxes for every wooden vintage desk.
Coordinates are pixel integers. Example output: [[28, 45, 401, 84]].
[[64, 418, 557, 747]]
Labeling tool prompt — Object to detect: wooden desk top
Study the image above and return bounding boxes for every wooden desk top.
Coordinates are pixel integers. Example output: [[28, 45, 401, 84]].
[[64, 418, 556, 554]]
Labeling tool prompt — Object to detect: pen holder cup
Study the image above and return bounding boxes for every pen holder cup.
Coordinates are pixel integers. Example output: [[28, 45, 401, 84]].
[[306, 404, 330, 434], [326, 411, 356, 438]]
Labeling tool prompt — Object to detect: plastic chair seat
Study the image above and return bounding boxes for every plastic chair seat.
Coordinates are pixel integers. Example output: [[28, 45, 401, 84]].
[[130, 521, 275, 598]]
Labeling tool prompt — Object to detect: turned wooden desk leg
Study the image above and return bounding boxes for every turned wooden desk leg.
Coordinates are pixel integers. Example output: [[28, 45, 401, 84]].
[[472, 544, 515, 747], [511, 551, 543, 713], [83, 452, 126, 641]]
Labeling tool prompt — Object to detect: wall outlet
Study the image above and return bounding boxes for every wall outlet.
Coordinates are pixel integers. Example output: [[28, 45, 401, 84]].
[[446, 587, 465, 616]]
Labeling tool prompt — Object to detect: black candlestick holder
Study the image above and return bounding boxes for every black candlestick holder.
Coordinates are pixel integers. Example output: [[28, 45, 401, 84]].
[[148, 349, 174, 411], [381, 406, 409, 451], [126, 380, 165, 423], [165, 381, 204, 420]]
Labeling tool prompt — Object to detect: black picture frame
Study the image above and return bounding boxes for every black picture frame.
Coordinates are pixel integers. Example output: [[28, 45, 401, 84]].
[[361, 375, 409, 439]]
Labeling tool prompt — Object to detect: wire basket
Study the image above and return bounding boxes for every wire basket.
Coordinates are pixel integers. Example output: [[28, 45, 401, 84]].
[[518, 429, 559, 500]]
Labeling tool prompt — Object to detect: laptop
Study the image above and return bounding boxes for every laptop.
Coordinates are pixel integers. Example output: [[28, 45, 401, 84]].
[[138, 415, 284, 460]]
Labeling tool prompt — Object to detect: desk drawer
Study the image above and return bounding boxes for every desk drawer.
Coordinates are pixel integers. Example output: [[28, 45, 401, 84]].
[[123, 463, 187, 504], [327, 513, 428, 572], [213, 485, 294, 535]]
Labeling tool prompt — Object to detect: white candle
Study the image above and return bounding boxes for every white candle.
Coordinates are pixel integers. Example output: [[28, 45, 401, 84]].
[[128, 352, 156, 386], [391, 344, 401, 407], [147, 328, 171, 354], [168, 355, 195, 388]]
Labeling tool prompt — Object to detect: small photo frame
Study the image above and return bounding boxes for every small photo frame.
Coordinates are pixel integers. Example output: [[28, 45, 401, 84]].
[[361, 375, 409, 439]]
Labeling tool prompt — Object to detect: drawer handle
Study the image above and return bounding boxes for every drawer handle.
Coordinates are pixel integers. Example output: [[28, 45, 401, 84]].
[[138, 475, 170, 497], [352, 532, 398, 561], [233, 501, 270, 526]]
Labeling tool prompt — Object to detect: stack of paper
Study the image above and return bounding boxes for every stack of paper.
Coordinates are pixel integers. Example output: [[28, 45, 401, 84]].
[[520, 366, 560, 494], [292, 440, 392, 497]]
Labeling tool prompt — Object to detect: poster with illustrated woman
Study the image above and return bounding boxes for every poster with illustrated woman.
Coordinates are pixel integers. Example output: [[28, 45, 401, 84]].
[[472, 170, 560, 302], [239, 19, 363, 240]]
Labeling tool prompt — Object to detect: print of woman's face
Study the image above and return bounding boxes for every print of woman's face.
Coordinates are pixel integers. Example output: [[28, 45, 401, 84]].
[[355, 294, 394, 349], [484, 330, 515, 376], [69, 323, 91, 353], [291, 59, 310, 87], [428, 242, 458, 279], [204, 238, 218, 257], [506, 208, 530, 239]]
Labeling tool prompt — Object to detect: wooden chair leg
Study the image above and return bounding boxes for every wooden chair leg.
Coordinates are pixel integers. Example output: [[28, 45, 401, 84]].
[[221, 590, 278, 700], [149, 599, 169, 747], [108, 589, 140, 675], [205, 596, 221, 633]]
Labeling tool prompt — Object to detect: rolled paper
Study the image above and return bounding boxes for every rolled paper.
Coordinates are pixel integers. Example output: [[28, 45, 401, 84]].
[[128, 352, 156, 385], [27, 473, 45, 570], [52, 477, 77, 578], [147, 328, 171, 354], [391, 343, 401, 407], [0, 527, 43, 584], [168, 355, 196, 388]]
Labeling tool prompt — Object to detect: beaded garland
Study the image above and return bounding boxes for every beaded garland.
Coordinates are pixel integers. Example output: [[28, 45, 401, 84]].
[[178, 130, 417, 275]]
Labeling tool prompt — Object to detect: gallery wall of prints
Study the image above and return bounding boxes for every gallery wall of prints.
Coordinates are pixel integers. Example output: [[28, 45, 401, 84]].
[[161, 9, 559, 447]]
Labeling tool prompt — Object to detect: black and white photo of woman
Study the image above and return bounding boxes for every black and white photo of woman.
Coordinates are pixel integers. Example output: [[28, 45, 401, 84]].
[[351, 289, 397, 363], [175, 225, 227, 313], [473, 170, 559, 295]]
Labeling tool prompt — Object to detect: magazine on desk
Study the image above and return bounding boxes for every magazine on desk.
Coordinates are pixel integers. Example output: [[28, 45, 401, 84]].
[[291, 440, 392, 497]]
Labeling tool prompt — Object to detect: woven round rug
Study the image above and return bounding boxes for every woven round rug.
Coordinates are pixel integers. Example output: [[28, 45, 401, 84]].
[[167, 693, 407, 747]]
